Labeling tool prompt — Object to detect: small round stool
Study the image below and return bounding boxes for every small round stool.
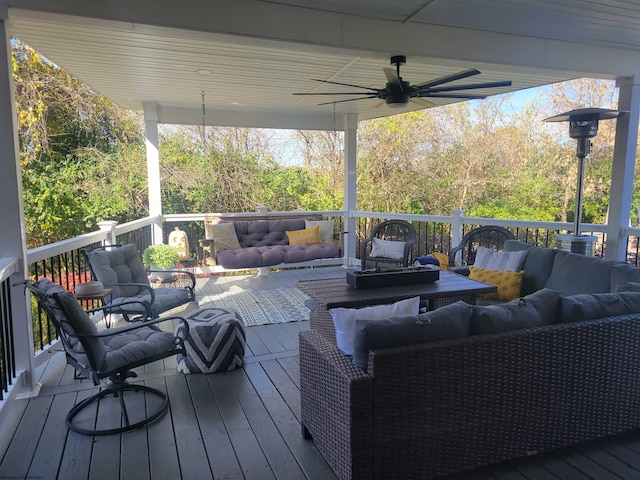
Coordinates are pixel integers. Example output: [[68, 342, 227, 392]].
[[175, 307, 246, 374]]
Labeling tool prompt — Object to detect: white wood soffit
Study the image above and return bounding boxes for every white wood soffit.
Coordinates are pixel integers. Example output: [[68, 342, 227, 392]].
[[4, 0, 640, 130]]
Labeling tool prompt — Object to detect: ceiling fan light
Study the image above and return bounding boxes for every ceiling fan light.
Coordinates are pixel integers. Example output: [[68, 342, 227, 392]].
[[386, 94, 409, 108]]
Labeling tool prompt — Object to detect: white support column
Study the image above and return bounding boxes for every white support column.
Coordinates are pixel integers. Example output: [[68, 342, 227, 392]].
[[343, 114, 358, 267], [451, 209, 464, 252], [143, 102, 163, 244], [0, 11, 37, 396], [605, 77, 640, 260]]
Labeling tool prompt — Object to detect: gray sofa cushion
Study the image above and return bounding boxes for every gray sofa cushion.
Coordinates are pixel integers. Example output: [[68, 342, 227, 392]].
[[216, 243, 339, 269], [471, 288, 561, 335], [544, 250, 623, 295], [351, 300, 474, 372], [611, 263, 640, 290], [503, 240, 557, 296], [233, 218, 307, 248], [559, 291, 640, 323]]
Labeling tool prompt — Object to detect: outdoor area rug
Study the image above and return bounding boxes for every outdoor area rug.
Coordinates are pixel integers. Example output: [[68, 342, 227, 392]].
[[199, 287, 311, 326]]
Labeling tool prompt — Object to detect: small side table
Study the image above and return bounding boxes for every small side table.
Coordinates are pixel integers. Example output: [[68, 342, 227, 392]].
[[76, 289, 114, 327]]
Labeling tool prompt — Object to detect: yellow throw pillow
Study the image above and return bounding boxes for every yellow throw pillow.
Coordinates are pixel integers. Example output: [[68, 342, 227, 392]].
[[469, 266, 524, 301], [286, 225, 321, 245], [428, 252, 451, 270]]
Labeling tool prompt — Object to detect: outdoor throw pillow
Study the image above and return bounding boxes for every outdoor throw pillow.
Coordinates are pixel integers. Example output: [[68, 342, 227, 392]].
[[473, 246, 527, 272], [209, 222, 241, 251], [305, 219, 335, 244], [330, 296, 420, 356], [286, 225, 321, 245], [369, 237, 406, 260], [469, 266, 524, 301]]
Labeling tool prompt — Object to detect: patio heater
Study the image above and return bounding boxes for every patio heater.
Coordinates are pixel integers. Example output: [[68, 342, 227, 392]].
[[543, 108, 628, 255]]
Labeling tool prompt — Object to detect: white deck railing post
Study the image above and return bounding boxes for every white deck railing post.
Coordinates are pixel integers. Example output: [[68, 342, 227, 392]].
[[97, 220, 118, 246], [451, 209, 464, 262]]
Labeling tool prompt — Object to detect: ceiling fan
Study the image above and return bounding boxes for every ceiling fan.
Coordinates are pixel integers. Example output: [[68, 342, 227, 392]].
[[293, 55, 512, 108]]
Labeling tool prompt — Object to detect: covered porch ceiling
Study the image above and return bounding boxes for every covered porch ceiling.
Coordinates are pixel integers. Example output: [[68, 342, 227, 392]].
[[7, 0, 640, 130]]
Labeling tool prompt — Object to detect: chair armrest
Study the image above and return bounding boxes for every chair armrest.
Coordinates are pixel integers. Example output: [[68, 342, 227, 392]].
[[82, 314, 189, 339], [448, 244, 463, 267], [449, 265, 471, 276], [148, 269, 196, 300], [85, 297, 153, 321]]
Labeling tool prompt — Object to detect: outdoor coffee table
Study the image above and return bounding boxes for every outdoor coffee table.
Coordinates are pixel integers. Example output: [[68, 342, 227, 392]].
[[297, 270, 497, 342]]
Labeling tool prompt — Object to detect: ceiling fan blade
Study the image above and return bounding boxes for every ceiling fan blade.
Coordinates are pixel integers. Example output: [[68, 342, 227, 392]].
[[317, 96, 378, 106], [294, 92, 380, 96], [420, 93, 488, 99], [414, 68, 481, 89], [425, 80, 512, 93], [371, 99, 386, 109], [309, 78, 380, 92], [410, 97, 436, 108], [383, 67, 402, 90]]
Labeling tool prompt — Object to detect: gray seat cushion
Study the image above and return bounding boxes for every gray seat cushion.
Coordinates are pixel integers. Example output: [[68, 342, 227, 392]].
[[216, 243, 339, 269], [87, 244, 149, 298]]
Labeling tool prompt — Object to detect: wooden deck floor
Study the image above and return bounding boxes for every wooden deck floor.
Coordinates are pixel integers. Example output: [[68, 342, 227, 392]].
[[2, 266, 640, 479]]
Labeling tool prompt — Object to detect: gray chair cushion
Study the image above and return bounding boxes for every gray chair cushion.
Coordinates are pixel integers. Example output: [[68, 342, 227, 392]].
[[101, 325, 176, 374], [352, 301, 474, 371], [471, 288, 560, 335], [558, 291, 640, 323], [87, 244, 149, 298], [503, 240, 557, 296], [544, 250, 623, 295], [35, 278, 107, 371]]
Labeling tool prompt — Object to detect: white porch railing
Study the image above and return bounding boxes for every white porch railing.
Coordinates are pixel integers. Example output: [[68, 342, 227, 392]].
[[0, 208, 638, 417]]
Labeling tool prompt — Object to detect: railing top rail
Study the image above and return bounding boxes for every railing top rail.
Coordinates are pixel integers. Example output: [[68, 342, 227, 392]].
[[114, 216, 156, 236], [351, 211, 453, 223], [0, 257, 19, 283], [27, 230, 108, 264]]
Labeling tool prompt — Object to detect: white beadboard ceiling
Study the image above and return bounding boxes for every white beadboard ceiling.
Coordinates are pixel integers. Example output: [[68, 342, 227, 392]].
[[6, 0, 640, 129]]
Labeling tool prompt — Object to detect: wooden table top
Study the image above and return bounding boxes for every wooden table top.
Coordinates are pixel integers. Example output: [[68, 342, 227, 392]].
[[297, 270, 497, 310]]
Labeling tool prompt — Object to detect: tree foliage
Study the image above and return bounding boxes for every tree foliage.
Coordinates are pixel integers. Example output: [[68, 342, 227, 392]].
[[14, 39, 640, 250]]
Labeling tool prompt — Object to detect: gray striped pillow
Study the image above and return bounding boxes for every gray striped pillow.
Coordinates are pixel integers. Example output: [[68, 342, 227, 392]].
[[474, 246, 527, 272]]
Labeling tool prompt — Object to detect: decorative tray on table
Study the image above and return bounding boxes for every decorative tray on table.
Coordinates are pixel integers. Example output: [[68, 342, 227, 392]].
[[346, 265, 440, 289]]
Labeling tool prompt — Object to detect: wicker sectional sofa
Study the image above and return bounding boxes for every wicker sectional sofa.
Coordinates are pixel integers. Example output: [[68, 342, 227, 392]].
[[299, 242, 640, 479]]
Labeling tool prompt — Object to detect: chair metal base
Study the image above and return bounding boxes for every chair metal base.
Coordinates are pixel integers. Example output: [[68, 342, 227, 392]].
[[66, 383, 169, 435]]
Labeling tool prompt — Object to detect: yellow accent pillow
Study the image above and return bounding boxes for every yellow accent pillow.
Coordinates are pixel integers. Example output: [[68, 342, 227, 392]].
[[428, 252, 451, 270], [469, 266, 524, 302], [286, 225, 321, 245]]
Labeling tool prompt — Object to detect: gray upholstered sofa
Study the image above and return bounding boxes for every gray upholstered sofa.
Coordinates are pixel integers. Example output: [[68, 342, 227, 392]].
[[299, 241, 640, 479], [202, 217, 340, 269]]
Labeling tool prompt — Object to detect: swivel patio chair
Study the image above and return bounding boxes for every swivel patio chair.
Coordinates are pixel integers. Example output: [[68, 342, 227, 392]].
[[448, 225, 516, 275], [84, 243, 197, 321], [361, 220, 417, 271], [26, 278, 189, 435]]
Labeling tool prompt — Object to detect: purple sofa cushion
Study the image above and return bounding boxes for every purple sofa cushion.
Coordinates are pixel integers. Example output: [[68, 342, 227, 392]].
[[233, 219, 307, 248], [217, 243, 339, 269]]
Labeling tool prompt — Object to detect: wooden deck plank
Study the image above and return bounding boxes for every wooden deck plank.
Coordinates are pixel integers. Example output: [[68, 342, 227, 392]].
[[164, 374, 214, 479], [556, 448, 623, 479], [120, 422, 150, 480], [88, 391, 123, 480], [27, 391, 75, 480], [57, 388, 99, 480], [217, 369, 308, 479], [244, 326, 270, 356], [250, 325, 287, 353], [0, 394, 53, 478], [529, 452, 589, 479], [260, 359, 302, 422], [243, 362, 338, 480], [207, 370, 276, 479], [264, 323, 299, 351], [145, 376, 182, 480], [276, 355, 300, 389], [186, 374, 244, 479]]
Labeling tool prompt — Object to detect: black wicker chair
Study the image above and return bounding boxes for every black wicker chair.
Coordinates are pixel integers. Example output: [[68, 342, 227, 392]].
[[448, 225, 516, 275], [360, 220, 417, 270], [84, 243, 196, 321], [27, 278, 188, 435]]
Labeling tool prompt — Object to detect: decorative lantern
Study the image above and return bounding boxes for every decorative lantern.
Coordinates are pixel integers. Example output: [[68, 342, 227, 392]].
[[169, 226, 190, 261]]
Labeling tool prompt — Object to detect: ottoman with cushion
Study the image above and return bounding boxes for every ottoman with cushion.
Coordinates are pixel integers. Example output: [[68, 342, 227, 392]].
[[175, 307, 246, 373]]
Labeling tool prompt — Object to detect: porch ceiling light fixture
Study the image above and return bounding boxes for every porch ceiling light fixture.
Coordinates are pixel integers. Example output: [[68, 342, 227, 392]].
[[543, 107, 628, 237]]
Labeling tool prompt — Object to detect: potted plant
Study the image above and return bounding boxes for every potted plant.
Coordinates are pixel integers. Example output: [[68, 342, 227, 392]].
[[142, 244, 180, 281]]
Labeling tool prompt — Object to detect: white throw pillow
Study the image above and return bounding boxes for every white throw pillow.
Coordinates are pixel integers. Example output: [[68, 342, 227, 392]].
[[305, 219, 335, 244], [369, 237, 406, 260], [474, 246, 527, 272], [330, 296, 420, 356]]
